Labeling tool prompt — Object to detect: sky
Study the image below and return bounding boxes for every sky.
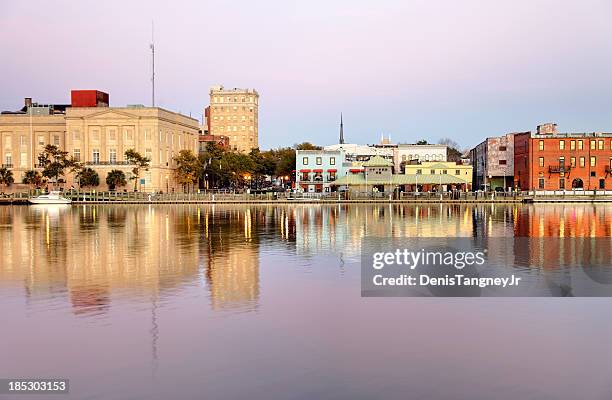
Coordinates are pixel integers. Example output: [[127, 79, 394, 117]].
[[2, 0, 612, 150]]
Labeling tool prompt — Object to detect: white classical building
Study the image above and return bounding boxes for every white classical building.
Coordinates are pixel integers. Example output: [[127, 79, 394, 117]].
[[393, 144, 448, 172], [324, 143, 394, 162]]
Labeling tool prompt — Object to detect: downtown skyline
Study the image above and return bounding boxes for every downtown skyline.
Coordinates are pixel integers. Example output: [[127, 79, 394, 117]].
[[3, 0, 612, 150]]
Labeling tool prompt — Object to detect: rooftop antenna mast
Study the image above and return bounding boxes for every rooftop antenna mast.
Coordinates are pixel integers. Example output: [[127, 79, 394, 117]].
[[150, 21, 155, 107]]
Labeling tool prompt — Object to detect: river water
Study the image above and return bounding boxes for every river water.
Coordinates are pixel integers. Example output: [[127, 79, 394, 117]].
[[1, 204, 612, 399]]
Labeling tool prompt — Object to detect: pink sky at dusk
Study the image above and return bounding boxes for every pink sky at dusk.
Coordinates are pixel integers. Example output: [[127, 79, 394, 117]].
[[2, 0, 612, 149]]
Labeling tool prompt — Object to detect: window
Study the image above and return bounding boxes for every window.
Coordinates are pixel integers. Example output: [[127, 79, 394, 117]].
[[570, 140, 576, 150], [73, 149, 80, 162], [38, 136, 44, 145], [591, 140, 596, 150], [580, 157, 585, 167], [538, 178, 545, 189], [145, 148, 152, 161], [303, 157, 308, 165], [443, 170, 448, 174], [539, 157, 544, 167], [20, 152, 27, 167], [539, 140, 544, 151], [559, 156, 565, 167], [92, 149, 100, 164], [590, 156, 596, 167], [416, 169, 422, 175], [5, 153, 12, 166], [430, 169, 436, 174], [109, 149, 117, 164], [599, 140, 604, 150], [499, 160, 507, 165], [578, 140, 583, 150], [559, 140, 565, 150], [316, 157, 322, 165], [559, 178, 565, 189], [600, 179, 605, 189], [455, 170, 460, 175], [330, 157, 335, 165], [570, 157, 576, 167], [499, 146, 507, 151]]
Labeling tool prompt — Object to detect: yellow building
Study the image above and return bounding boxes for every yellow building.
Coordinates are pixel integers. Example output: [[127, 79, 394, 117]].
[[207, 85, 259, 153], [404, 161, 472, 191], [0, 103, 200, 191]]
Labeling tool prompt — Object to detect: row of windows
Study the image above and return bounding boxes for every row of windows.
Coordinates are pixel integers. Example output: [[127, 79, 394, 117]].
[[538, 156, 612, 168], [4, 130, 195, 148], [215, 126, 255, 132], [400, 154, 445, 162], [212, 96, 257, 104], [211, 106, 255, 112], [302, 156, 336, 166], [539, 139, 612, 151], [537, 177, 607, 189], [213, 116, 254, 122], [415, 169, 464, 175]]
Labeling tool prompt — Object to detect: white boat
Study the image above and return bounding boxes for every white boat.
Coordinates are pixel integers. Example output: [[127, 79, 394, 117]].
[[29, 191, 72, 205]]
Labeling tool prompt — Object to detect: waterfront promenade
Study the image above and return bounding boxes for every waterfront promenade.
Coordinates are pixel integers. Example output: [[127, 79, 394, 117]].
[[3, 190, 612, 204]]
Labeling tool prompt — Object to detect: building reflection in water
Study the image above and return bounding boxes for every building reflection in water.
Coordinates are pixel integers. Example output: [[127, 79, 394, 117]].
[[1, 203, 612, 313]]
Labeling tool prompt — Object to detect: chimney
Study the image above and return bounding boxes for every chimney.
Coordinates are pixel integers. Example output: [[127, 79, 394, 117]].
[[24, 98, 32, 108]]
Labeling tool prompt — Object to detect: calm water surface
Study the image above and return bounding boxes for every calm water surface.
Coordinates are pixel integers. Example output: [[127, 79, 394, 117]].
[[1, 204, 612, 400]]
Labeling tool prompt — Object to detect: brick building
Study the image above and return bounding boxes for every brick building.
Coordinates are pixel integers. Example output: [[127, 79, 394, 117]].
[[514, 123, 612, 191], [207, 86, 258, 153], [470, 133, 518, 191]]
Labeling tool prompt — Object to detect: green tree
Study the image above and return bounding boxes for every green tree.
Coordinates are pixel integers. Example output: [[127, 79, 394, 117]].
[[124, 149, 150, 191], [249, 148, 276, 188], [272, 147, 296, 178], [173, 150, 201, 192], [296, 142, 322, 150], [199, 142, 231, 189], [0, 167, 14, 189], [106, 170, 127, 191], [416, 139, 429, 145], [37, 145, 77, 187], [22, 170, 43, 188], [76, 168, 100, 188]]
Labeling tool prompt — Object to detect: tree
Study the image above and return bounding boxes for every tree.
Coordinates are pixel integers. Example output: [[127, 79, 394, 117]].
[[124, 149, 150, 191], [438, 137, 465, 162], [37, 145, 77, 187], [173, 150, 201, 192], [273, 147, 296, 178], [106, 170, 127, 191], [249, 148, 276, 189], [0, 167, 14, 188], [76, 168, 100, 188], [296, 142, 322, 150], [22, 170, 43, 188], [416, 140, 429, 145]]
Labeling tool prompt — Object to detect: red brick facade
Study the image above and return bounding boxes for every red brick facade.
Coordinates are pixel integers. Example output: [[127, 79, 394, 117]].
[[514, 132, 612, 190]]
